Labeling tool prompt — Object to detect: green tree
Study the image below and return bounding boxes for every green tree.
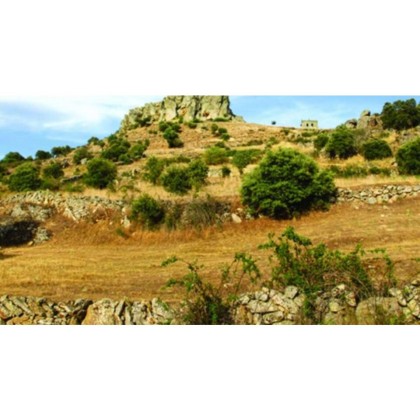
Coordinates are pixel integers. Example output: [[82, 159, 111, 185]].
[[161, 166, 192, 195], [361, 139, 392, 160], [51, 145, 72, 157], [73, 147, 93, 164], [325, 126, 358, 159], [232, 149, 261, 174], [143, 156, 166, 185], [396, 138, 420, 175], [187, 158, 209, 190], [131, 194, 165, 229], [43, 162, 64, 179], [241, 148, 337, 219], [8, 162, 42, 192], [204, 146, 229, 165], [313, 133, 329, 151], [2, 151, 25, 166], [84, 158, 117, 189], [35, 150, 52, 160], [381, 99, 420, 130]]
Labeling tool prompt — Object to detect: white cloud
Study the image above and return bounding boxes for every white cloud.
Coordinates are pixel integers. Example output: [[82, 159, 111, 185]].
[[0, 95, 163, 133]]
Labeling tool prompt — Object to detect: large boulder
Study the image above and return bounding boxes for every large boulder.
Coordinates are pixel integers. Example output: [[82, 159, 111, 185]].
[[0, 218, 39, 246], [120, 95, 244, 131]]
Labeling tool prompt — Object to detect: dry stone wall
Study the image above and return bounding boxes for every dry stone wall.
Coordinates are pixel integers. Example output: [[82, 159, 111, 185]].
[[337, 184, 419, 205], [1, 279, 419, 325]]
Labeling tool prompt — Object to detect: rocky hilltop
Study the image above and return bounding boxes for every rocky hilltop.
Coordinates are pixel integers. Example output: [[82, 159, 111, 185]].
[[345, 109, 382, 130], [120, 95, 243, 131]]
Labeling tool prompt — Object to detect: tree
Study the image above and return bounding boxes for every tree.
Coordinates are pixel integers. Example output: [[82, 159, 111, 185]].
[[361, 139, 392, 160], [51, 145, 72, 157], [43, 162, 64, 179], [325, 126, 358, 159], [241, 148, 337, 219], [381, 99, 420, 130], [35, 150, 52, 160], [187, 158, 209, 190], [131, 194, 165, 229], [313, 133, 329, 151], [84, 158, 117, 189], [73, 147, 93, 164], [8, 163, 42, 192], [2, 151, 25, 165], [143, 156, 166, 185], [161, 166, 192, 195], [396, 138, 420, 175], [232, 149, 260, 174]]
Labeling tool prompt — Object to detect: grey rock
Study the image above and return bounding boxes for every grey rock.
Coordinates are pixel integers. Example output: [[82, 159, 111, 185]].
[[247, 300, 278, 314], [356, 297, 403, 325], [284, 286, 299, 300]]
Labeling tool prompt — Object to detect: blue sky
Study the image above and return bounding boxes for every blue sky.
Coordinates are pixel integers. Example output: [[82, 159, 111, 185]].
[[1, 95, 419, 159]]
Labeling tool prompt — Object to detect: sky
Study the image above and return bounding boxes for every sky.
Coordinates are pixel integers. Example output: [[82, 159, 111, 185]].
[[1, 95, 420, 159]]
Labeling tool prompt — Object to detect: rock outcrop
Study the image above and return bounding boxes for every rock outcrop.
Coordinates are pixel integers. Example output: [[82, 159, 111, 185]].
[[120, 96, 243, 131], [345, 110, 382, 130]]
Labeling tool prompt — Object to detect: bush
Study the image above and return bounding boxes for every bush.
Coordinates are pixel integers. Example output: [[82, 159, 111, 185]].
[[35, 150, 52, 160], [129, 140, 149, 160], [327, 164, 368, 178], [41, 177, 60, 191], [187, 158, 208, 190], [73, 147, 93, 164], [361, 139, 393, 160], [101, 139, 131, 162], [259, 227, 395, 323], [161, 166, 192, 195], [2, 151, 25, 166], [84, 158, 117, 189], [325, 126, 358, 159], [221, 166, 231, 178], [313, 133, 329, 151], [241, 148, 337, 219], [232, 149, 262, 174], [131, 194, 165, 229], [163, 128, 183, 148], [143, 156, 166, 185], [43, 162, 64, 179], [396, 137, 420, 175], [8, 163, 42, 191], [51, 145, 72, 157], [204, 146, 229, 165], [381, 98, 420, 130]]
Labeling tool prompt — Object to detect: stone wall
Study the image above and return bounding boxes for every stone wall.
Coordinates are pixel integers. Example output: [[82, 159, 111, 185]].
[[337, 184, 419, 205], [1, 279, 419, 325]]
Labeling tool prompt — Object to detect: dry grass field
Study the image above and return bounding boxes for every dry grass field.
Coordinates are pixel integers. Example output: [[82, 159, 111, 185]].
[[1, 196, 418, 303]]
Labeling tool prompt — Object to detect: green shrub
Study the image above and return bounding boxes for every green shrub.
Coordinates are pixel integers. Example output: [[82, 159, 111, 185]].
[[187, 121, 197, 129], [101, 139, 131, 162], [396, 137, 420, 175], [381, 98, 420, 130], [8, 163, 42, 192], [241, 148, 337, 219], [84, 158, 117, 189], [187, 158, 209, 190], [259, 227, 395, 323], [220, 133, 230, 141], [232, 149, 260, 174], [131, 194, 165, 229], [35, 150, 52, 160], [221, 166, 231, 178], [204, 147, 229, 165], [51, 145, 72, 157], [143, 156, 166, 185], [163, 128, 184, 148], [313, 133, 329, 151], [361, 139, 393, 160], [41, 177, 60, 191], [325, 126, 358, 159], [2, 152, 26, 166], [327, 164, 368, 178], [368, 166, 391, 176], [161, 166, 192, 195], [73, 147, 93, 164], [43, 162, 64, 179]]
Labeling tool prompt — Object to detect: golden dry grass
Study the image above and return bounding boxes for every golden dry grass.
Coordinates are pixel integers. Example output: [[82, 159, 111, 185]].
[[1, 197, 418, 303]]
